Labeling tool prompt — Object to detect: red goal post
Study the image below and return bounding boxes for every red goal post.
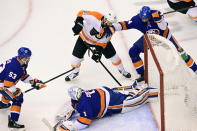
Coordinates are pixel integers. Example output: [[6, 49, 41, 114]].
[[144, 34, 165, 131]]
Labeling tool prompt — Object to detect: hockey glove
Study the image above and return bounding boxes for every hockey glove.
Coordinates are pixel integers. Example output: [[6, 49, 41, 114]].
[[91, 46, 103, 63], [30, 79, 46, 90], [103, 26, 114, 37], [72, 16, 84, 35]]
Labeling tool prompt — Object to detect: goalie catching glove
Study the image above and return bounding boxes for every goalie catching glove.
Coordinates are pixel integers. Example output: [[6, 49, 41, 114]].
[[30, 79, 46, 90]]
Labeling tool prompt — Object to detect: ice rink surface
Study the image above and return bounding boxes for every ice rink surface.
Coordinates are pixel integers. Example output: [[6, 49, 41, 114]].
[[0, 0, 197, 131]]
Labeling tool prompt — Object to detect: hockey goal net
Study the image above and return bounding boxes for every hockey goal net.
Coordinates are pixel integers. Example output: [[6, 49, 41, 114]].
[[143, 34, 197, 131]]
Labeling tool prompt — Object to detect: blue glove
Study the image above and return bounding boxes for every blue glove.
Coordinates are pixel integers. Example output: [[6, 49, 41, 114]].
[[103, 27, 112, 37], [104, 26, 116, 38]]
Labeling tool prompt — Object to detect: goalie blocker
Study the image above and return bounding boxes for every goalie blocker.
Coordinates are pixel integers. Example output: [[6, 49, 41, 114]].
[[54, 81, 158, 131]]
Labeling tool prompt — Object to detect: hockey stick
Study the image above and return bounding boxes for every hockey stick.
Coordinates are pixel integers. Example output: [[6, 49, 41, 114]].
[[84, 42, 122, 86], [164, 5, 197, 15], [24, 68, 75, 93], [42, 118, 53, 131]]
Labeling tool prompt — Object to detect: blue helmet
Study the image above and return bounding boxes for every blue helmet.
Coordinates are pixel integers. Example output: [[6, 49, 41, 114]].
[[139, 6, 151, 21], [17, 47, 32, 59]]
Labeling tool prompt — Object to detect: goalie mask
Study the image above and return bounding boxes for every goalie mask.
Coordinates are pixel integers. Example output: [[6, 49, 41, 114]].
[[68, 86, 83, 101], [102, 11, 117, 26]]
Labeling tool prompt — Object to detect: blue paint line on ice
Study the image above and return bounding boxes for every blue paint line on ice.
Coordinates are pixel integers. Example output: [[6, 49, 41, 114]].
[[0, 0, 32, 48], [104, 0, 158, 130]]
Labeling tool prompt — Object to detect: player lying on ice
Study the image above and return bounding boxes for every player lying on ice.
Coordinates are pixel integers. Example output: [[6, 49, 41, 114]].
[[54, 81, 158, 131]]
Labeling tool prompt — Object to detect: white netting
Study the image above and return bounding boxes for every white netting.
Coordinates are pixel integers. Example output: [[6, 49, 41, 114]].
[[146, 34, 197, 128]]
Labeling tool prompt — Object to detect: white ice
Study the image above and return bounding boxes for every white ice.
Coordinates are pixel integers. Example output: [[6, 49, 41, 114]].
[[0, 0, 197, 131]]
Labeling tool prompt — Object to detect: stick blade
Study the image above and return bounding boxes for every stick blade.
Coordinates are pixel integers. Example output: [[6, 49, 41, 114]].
[[42, 118, 53, 131]]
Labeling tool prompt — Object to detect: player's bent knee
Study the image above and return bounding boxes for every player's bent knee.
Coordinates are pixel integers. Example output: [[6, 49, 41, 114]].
[[129, 46, 141, 59]]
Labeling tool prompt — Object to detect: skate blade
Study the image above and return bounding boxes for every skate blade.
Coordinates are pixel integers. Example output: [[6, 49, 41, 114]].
[[9, 128, 26, 131]]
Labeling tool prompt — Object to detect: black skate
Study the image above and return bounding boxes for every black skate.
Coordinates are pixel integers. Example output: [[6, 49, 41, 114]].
[[119, 70, 131, 78], [0, 101, 11, 109], [8, 117, 25, 131], [65, 72, 79, 81], [136, 74, 144, 82]]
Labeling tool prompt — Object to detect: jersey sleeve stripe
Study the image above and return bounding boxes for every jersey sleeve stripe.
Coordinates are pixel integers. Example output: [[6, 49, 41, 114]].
[[20, 74, 29, 81], [95, 89, 106, 118], [4, 80, 15, 87], [87, 11, 103, 20], [77, 10, 103, 20], [119, 21, 127, 30]]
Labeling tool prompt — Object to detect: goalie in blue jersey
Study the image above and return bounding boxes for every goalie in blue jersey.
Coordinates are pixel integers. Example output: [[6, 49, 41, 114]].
[[55, 82, 158, 131], [0, 47, 46, 130], [106, 6, 197, 82]]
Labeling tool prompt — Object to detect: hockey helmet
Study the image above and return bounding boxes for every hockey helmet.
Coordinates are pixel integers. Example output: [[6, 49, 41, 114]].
[[18, 47, 32, 59], [103, 11, 117, 26], [139, 6, 151, 22], [68, 86, 83, 101]]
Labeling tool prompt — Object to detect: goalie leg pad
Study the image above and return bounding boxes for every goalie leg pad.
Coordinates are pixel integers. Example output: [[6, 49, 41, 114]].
[[59, 121, 77, 131], [121, 88, 149, 113]]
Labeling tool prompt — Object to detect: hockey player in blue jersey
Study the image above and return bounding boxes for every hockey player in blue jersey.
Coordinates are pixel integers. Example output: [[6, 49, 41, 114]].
[[108, 6, 197, 82], [55, 82, 158, 131], [0, 47, 46, 130]]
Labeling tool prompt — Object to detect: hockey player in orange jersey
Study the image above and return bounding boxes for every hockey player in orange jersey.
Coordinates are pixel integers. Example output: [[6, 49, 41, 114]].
[[65, 10, 131, 81], [167, 0, 197, 22]]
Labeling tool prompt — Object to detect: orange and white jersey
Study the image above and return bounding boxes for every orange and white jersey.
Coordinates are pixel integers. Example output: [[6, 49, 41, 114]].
[[168, 0, 193, 3], [77, 10, 112, 48]]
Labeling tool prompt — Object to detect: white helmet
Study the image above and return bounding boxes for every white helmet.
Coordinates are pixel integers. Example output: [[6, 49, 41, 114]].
[[103, 11, 117, 26], [68, 86, 83, 101]]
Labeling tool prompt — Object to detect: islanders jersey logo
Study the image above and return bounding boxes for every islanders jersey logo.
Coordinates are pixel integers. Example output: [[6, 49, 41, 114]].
[[146, 29, 160, 35]]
